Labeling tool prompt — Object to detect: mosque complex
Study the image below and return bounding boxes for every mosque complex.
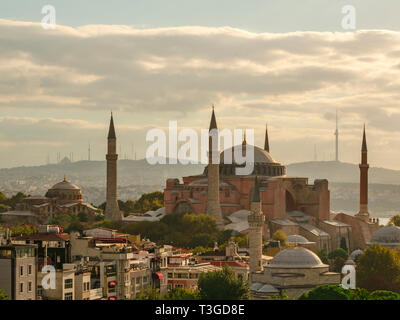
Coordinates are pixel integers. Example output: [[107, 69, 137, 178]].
[[164, 109, 379, 253]]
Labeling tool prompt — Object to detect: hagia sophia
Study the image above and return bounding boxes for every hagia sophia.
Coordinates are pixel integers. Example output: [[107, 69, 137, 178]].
[[164, 109, 380, 253]]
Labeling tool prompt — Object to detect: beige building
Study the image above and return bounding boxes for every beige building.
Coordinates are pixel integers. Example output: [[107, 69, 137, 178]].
[[251, 247, 341, 299], [0, 244, 37, 300], [38, 263, 76, 300]]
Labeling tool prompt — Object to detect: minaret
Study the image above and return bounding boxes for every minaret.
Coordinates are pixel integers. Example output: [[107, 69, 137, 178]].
[[358, 124, 369, 217], [206, 106, 224, 229], [335, 109, 339, 162], [248, 177, 265, 275], [105, 112, 122, 221], [264, 123, 270, 152]]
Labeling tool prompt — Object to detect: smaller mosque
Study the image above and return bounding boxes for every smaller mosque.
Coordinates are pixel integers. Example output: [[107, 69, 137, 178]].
[[251, 246, 341, 299], [1, 176, 97, 224]]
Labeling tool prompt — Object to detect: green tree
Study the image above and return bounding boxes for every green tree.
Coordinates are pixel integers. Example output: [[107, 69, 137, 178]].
[[163, 287, 199, 300], [198, 266, 250, 300], [389, 215, 400, 227], [348, 288, 370, 300], [189, 233, 216, 248], [77, 211, 89, 222], [0, 192, 7, 204], [357, 244, 400, 292], [134, 287, 161, 300], [298, 285, 350, 300], [368, 290, 400, 300], [0, 204, 9, 213], [340, 237, 348, 252], [271, 230, 287, 247], [333, 256, 346, 273], [317, 249, 329, 264], [0, 289, 10, 300], [328, 248, 348, 260]]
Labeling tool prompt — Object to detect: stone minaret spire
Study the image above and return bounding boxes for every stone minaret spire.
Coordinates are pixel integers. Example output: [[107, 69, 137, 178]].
[[105, 112, 122, 221], [358, 124, 369, 216], [264, 123, 269, 152], [206, 106, 224, 229], [248, 177, 265, 275]]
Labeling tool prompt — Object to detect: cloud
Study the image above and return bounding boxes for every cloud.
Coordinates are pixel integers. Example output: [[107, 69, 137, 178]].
[[1, 19, 400, 168]]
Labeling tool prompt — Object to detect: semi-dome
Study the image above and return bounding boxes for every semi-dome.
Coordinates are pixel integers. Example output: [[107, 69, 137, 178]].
[[287, 234, 309, 244], [268, 247, 326, 268], [371, 225, 400, 245]]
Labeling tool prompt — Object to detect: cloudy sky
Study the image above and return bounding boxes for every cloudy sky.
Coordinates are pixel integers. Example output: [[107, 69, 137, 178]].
[[1, 1, 400, 169]]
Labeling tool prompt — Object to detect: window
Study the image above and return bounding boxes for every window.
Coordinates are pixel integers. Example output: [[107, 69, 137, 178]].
[[174, 284, 183, 288], [28, 265, 32, 275], [143, 276, 148, 283], [168, 273, 173, 279], [64, 293, 73, 300], [20, 266, 24, 276], [28, 281, 32, 292], [64, 278, 73, 289], [19, 283, 24, 293], [136, 277, 140, 285]]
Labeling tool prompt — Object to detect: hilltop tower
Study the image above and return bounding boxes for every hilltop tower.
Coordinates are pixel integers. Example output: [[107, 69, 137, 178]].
[[357, 124, 369, 218], [105, 112, 122, 221], [206, 106, 224, 229], [248, 177, 265, 275]]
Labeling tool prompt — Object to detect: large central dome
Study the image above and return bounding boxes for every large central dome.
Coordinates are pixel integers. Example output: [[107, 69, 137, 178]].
[[220, 145, 278, 164], [203, 143, 286, 177]]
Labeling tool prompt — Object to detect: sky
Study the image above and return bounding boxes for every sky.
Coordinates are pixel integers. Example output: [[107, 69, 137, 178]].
[[1, 1, 400, 169]]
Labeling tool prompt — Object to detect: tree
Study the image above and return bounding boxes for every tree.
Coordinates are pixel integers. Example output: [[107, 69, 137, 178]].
[[163, 288, 199, 300], [77, 211, 89, 222], [134, 287, 161, 300], [328, 248, 348, 260], [0, 204, 9, 213], [389, 215, 400, 227], [0, 289, 10, 300], [357, 244, 400, 292], [317, 249, 329, 264], [198, 266, 250, 300], [298, 285, 350, 300], [333, 256, 346, 273], [348, 288, 370, 300], [188, 233, 216, 248], [368, 290, 400, 300], [271, 230, 287, 247], [340, 237, 348, 252]]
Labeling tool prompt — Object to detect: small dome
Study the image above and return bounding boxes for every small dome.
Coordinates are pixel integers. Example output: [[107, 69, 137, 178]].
[[287, 234, 309, 244], [269, 247, 326, 268], [371, 225, 400, 244], [350, 249, 363, 260]]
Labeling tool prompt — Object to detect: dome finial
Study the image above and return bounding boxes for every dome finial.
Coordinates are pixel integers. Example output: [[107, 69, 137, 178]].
[[242, 130, 247, 145], [63, 174, 67, 182]]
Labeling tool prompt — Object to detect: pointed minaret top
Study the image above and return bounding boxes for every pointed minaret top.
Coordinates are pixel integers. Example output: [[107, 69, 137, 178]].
[[251, 176, 260, 202], [362, 124, 367, 152], [63, 175, 67, 182], [209, 105, 217, 131], [264, 123, 270, 152], [108, 112, 116, 139], [242, 130, 247, 145]]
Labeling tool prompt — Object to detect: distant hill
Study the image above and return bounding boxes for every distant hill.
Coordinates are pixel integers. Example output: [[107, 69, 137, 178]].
[[286, 161, 400, 184], [0, 160, 399, 216]]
